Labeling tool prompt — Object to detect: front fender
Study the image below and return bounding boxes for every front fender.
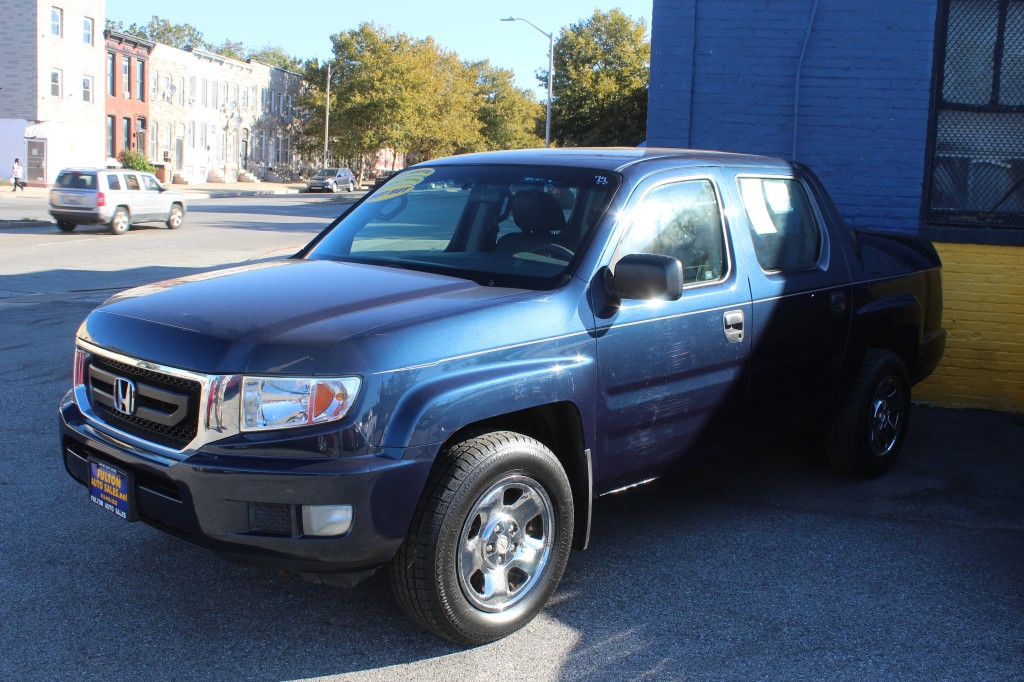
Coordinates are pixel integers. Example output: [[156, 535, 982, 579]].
[[379, 354, 594, 450]]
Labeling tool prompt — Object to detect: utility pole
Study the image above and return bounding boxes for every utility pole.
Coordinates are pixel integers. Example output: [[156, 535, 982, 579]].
[[323, 63, 330, 168]]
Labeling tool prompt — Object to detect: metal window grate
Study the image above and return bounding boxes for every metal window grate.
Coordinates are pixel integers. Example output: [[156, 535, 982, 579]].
[[927, 0, 1024, 229]]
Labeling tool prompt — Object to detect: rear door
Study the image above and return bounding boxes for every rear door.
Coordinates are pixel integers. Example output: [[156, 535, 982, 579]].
[[725, 172, 852, 442], [593, 172, 751, 489]]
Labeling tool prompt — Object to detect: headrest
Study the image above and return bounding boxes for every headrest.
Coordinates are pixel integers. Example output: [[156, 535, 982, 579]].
[[512, 189, 566, 235]]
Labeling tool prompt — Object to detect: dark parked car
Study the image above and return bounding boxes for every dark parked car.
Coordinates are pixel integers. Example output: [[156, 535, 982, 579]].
[[372, 169, 399, 187], [307, 167, 356, 193], [59, 148, 944, 644]]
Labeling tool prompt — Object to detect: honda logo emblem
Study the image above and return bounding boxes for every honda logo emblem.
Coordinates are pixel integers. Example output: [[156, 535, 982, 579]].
[[113, 377, 136, 416]]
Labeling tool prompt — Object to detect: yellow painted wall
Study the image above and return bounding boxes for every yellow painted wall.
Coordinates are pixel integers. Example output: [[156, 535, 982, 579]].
[[913, 242, 1024, 412]]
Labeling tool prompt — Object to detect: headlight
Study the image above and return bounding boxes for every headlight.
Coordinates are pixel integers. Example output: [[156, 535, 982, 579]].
[[241, 376, 360, 432]]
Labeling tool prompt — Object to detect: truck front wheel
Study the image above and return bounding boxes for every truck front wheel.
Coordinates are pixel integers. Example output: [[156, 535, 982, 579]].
[[826, 349, 910, 478], [390, 431, 574, 645]]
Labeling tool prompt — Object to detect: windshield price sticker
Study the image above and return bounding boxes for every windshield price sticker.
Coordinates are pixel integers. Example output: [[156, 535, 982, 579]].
[[89, 460, 133, 520], [367, 168, 436, 202]]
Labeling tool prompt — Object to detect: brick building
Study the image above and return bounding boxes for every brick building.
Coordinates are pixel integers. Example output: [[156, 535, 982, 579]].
[[647, 0, 1023, 412], [0, 1, 107, 185], [104, 30, 154, 162]]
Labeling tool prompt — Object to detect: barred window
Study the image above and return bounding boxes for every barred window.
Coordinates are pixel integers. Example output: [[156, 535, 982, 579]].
[[926, 0, 1024, 230]]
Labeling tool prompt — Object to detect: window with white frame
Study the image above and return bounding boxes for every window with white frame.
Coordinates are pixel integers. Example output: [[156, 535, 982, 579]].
[[51, 7, 62, 36], [241, 86, 248, 111], [188, 121, 195, 148], [83, 17, 94, 44], [149, 119, 158, 160], [136, 60, 145, 101], [211, 80, 219, 108], [50, 69, 62, 97], [163, 124, 171, 157], [151, 70, 158, 98], [82, 75, 93, 103], [232, 84, 239, 108], [188, 76, 196, 104], [178, 76, 185, 105], [122, 58, 131, 98], [271, 90, 277, 114], [199, 123, 207, 151]]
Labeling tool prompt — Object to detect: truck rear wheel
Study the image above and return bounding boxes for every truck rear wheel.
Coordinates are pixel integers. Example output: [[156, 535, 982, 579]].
[[826, 349, 910, 478], [390, 431, 573, 644]]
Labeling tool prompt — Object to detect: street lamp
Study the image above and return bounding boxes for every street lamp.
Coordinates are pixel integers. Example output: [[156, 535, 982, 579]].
[[501, 16, 553, 148]]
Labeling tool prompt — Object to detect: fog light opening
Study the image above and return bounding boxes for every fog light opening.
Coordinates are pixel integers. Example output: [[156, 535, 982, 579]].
[[301, 504, 353, 537]]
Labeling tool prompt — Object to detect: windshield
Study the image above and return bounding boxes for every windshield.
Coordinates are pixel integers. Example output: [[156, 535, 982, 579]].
[[305, 164, 621, 289], [315, 169, 337, 178]]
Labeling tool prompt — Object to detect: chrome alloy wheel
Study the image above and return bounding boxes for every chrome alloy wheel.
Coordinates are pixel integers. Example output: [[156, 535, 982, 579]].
[[868, 375, 905, 457], [457, 474, 555, 613]]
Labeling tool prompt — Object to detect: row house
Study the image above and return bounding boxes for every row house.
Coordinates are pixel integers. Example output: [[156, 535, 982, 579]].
[[0, 1, 107, 185], [104, 30, 154, 162], [146, 44, 304, 184]]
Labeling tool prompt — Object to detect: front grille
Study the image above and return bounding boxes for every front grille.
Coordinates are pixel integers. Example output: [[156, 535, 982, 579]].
[[86, 354, 202, 449]]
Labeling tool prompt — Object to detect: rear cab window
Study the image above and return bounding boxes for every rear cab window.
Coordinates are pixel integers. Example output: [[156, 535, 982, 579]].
[[737, 177, 822, 272]]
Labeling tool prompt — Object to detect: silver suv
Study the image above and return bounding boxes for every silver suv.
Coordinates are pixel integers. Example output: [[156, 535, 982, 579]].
[[49, 168, 187, 235], [306, 167, 356, 193]]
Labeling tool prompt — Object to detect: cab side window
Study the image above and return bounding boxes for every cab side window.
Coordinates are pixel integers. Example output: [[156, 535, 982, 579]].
[[142, 175, 161, 192], [105, 174, 121, 190], [124, 173, 141, 191], [738, 177, 821, 272], [618, 179, 727, 284]]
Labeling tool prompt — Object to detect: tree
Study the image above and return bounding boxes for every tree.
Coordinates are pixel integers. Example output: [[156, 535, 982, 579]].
[[472, 61, 544, 150], [547, 9, 650, 147], [120, 15, 208, 49], [211, 39, 247, 62], [248, 46, 303, 72]]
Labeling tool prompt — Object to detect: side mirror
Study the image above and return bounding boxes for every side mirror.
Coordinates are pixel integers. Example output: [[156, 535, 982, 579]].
[[604, 253, 684, 301]]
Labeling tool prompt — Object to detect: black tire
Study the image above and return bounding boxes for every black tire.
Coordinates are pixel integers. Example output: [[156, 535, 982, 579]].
[[826, 349, 911, 478], [390, 431, 574, 645], [57, 220, 76, 232], [110, 207, 130, 235], [166, 203, 184, 229]]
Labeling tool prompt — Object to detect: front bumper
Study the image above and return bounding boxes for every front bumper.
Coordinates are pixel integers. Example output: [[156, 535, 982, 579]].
[[59, 392, 432, 578]]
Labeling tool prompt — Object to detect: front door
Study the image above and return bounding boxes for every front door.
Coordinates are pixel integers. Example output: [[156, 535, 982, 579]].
[[175, 138, 184, 172], [26, 139, 46, 185], [594, 173, 751, 490]]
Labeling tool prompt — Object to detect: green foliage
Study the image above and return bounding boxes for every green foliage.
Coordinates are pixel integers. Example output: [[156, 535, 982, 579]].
[[118, 148, 157, 174], [248, 46, 304, 72], [474, 62, 545, 151], [547, 9, 650, 147], [295, 23, 543, 174]]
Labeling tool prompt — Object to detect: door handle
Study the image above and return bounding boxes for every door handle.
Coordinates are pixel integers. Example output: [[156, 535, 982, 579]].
[[724, 310, 744, 343]]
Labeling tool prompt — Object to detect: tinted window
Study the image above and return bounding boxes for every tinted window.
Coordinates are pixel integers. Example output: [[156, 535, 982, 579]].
[[738, 177, 822, 271], [617, 179, 727, 284], [56, 172, 96, 189], [307, 165, 621, 289], [105, 174, 121, 190], [124, 174, 141, 191]]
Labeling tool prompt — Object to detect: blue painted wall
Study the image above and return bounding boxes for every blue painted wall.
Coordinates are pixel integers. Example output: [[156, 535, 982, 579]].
[[648, 0, 939, 234]]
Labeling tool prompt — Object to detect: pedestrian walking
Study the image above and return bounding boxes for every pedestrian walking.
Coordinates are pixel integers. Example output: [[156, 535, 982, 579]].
[[10, 158, 26, 191]]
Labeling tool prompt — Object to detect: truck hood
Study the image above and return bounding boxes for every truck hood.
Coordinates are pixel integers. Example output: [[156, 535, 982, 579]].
[[78, 259, 526, 374]]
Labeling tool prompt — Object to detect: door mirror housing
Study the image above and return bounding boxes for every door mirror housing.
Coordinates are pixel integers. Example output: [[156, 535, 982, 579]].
[[604, 253, 684, 301]]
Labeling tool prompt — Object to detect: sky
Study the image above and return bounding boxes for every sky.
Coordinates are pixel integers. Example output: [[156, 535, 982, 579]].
[[103, 0, 653, 99]]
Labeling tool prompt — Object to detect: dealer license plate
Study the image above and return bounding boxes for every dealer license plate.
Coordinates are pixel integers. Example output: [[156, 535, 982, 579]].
[[89, 460, 133, 520]]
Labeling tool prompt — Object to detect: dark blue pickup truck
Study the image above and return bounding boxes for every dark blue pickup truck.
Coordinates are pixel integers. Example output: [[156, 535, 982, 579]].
[[59, 148, 945, 644]]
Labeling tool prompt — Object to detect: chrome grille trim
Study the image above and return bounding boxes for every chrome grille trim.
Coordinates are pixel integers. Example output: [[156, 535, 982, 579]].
[[74, 340, 242, 465]]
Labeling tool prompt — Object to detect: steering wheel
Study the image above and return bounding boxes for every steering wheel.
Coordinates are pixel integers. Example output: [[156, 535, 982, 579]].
[[529, 243, 574, 261]]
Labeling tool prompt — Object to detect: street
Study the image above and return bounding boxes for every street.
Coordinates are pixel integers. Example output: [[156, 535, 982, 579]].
[[1, 196, 1022, 681]]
